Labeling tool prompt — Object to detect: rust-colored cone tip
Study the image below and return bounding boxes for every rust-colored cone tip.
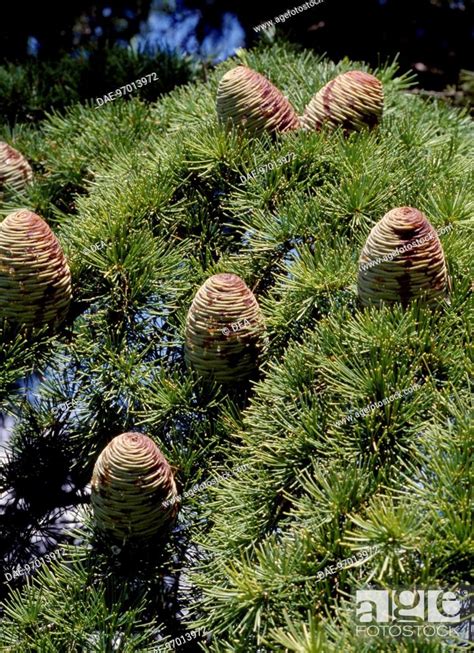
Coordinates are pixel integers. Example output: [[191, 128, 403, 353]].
[[358, 207, 449, 307], [0, 209, 71, 329], [301, 70, 384, 132], [185, 273, 266, 383], [216, 66, 300, 134], [91, 432, 179, 541]]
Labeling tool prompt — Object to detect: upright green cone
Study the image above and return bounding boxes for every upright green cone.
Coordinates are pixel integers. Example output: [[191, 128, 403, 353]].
[[358, 207, 449, 307], [216, 65, 300, 134], [0, 142, 33, 194], [301, 70, 383, 132], [185, 273, 265, 383], [0, 209, 71, 329], [91, 432, 179, 542]]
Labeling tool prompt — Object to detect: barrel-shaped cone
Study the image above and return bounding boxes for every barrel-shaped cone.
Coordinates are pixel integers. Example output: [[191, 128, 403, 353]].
[[0, 142, 33, 194], [301, 70, 383, 132], [91, 432, 179, 541], [358, 207, 449, 307], [216, 65, 300, 134], [0, 209, 71, 329], [185, 273, 265, 383]]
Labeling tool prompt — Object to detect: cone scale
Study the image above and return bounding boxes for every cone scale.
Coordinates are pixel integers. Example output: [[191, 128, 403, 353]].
[[0, 209, 71, 329], [216, 65, 300, 135], [301, 70, 384, 132], [358, 207, 449, 307], [91, 432, 179, 542], [0, 142, 33, 194], [185, 273, 265, 383]]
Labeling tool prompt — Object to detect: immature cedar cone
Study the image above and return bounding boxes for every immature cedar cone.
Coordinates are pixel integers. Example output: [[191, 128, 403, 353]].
[[0, 142, 33, 194], [216, 65, 300, 134], [301, 70, 383, 132], [185, 273, 265, 383], [91, 432, 179, 541], [358, 207, 449, 307], [0, 209, 71, 328]]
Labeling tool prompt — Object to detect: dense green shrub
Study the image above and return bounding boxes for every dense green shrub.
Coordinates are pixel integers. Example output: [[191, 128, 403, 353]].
[[0, 43, 472, 652]]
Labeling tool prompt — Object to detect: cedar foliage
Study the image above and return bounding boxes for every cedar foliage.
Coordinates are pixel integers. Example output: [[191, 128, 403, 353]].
[[0, 43, 472, 652]]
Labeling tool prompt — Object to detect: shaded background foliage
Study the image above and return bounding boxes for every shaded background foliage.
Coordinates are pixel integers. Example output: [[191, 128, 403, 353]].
[[1, 0, 473, 106]]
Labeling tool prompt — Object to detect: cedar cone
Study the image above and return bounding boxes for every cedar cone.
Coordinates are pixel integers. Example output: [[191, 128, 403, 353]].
[[216, 65, 300, 134], [358, 207, 449, 307], [0, 142, 33, 194], [91, 432, 179, 541], [301, 70, 383, 132], [185, 273, 265, 383], [0, 209, 71, 329]]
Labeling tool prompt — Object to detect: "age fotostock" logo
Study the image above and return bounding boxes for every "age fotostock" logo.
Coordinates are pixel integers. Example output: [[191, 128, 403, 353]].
[[355, 588, 472, 642]]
